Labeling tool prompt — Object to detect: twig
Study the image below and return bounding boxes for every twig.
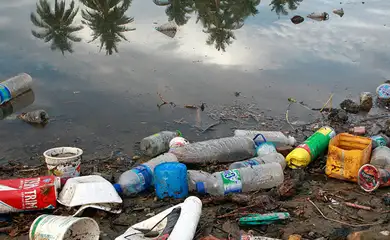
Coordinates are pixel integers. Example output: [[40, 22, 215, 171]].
[[320, 93, 334, 112], [344, 202, 372, 211], [308, 199, 382, 227], [328, 205, 366, 223], [201, 121, 221, 133], [285, 103, 295, 130], [217, 204, 256, 219]]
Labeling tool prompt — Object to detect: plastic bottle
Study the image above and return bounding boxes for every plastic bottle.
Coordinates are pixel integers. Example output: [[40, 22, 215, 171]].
[[187, 170, 212, 192], [170, 137, 256, 164], [286, 126, 335, 169], [195, 162, 284, 196], [113, 153, 178, 196], [0, 73, 32, 105], [371, 135, 389, 149], [154, 162, 188, 199], [370, 146, 390, 168], [140, 131, 181, 157], [234, 130, 296, 147], [229, 153, 286, 170], [0, 90, 35, 120], [18, 110, 49, 124], [254, 134, 277, 157]]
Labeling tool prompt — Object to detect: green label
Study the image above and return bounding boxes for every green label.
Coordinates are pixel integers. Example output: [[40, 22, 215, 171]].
[[221, 170, 242, 194], [305, 127, 335, 160]]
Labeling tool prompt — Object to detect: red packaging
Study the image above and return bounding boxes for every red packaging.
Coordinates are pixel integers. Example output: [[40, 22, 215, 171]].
[[0, 176, 59, 213]]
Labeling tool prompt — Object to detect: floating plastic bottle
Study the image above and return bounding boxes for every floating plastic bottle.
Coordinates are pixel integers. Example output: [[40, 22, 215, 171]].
[[195, 162, 284, 196], [229, 153, 286, 170], [113, 153, 178, 196], [170, 137, 256, 164], [140, 131, 181, 157], [371, 135, 389, 149], [234, 130, 296, 147], [0, 73, 32, 105], [286, 126, 335, 169], [18, 109, 49, 124], [307, 12, 329, 21], [370, 146, 390, 168], [0, 90, 34, 120]]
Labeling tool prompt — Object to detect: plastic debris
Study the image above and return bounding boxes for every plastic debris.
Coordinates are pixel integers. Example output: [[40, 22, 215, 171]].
[[234, 130, 296, 147], [376, 83, 390, 99], [154, 162, 188, 199], [349, 126, 366, 135], [291, 15, 304, 24], [0, 176, 59, 213], [169, 136, 189, 149], [58, 175, 122, 207], [153, 0, 171, 6], [0, 73, 32, 105], [115, 196, 202, 240], [141, 131, 181, 157], [286, 126, 335, 168], [371, 135, 389, 149], [239, 212, 290, 225], [370, 146, 390, 168], [254, 134, 277, 157], [114, 153, 178, 196], [44, 147, 83, 184], [358, 164, 390, 192], [307, 12, 329, 21], [0, 90, 34, 120], [29, 215, 100, 240], [155, 22, 177, 38], [229, 152, 286, 170], [170, 137, 256, 164], [18, 109, 49, 124], [333, 8, 344, 17]]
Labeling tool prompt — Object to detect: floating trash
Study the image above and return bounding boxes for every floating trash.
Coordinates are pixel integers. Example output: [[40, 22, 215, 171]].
[[291, 15, 304, 24], [333, 8, 344, 17], [153, 0, 171, 6], [307, 12, 329, 21], [156, 22, 177, 38]]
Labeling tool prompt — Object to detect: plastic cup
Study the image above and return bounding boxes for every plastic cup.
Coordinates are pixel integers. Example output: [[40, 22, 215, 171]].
[[358, 164, 390, 192], [44, 147, 83, 184], [29, 214, 99, 240]]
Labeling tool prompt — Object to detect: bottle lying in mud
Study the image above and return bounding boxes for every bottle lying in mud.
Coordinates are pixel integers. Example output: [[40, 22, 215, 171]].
[[194, 162, 284, 196], [141, 131, 181, 157], [229, 152, 286, 170], [18, 109, 49, 124], [113, 153, 178, 196], [370, 146, 390, 168], [0, 73, 32, 105], [286, 126, 335, 169], [371, 135, 390, 149], [170, 137, 256, 164], [0, 176, 59, 213], [234, 130, 296, 147]]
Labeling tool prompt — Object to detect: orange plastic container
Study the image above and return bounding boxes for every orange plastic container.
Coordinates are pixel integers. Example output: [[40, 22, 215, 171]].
[[326, 133, 372, 182]]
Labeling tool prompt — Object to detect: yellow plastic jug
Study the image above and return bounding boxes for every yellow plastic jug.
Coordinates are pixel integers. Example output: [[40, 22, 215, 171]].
[[326, 133, 372, 182]]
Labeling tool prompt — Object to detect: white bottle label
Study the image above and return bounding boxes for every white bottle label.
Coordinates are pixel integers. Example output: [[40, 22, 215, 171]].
[[221, 170, 242, 194]]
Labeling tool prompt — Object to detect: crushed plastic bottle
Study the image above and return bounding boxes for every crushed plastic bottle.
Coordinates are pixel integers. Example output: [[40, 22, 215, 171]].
[[140, 131, 181, 157], [195, 162, 284, 196], [113, 153, 178, 196], [170, 137, 256, 164], [18, 109, 49, 124], [234, 130, 296, 147], [0, 73, 32, 105], [229, 153, 286, 170]]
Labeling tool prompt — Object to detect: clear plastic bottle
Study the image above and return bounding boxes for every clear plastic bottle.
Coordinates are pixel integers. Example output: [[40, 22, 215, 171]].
[[234, 130, 296, 147], [170, 137, 256, 164], [113, 153, 178, 196], [229, 153, 286, 170], [370, 146, 390, 169], [140, 131, 180, 157], [187, 170, 212, 192], [195, 162, 284, 196], [19, 110, 49, 124], [0, 73, 32, 104]]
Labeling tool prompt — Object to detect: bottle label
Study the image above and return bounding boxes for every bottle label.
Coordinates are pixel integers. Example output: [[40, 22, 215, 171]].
[[128, 165, 153, 193], [256, 142, 276, 156], [221, 170, 242, 194], [0, 84, 11, 104], [244, 159, 260, 167], [372, 136, 387, 147]]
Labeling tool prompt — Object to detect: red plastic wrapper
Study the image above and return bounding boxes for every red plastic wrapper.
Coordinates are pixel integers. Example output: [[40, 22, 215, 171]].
[[0, 176, 59, 213]]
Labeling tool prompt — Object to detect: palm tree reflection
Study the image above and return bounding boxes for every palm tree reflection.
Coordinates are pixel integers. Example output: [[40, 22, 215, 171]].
[[31, 0, 83, 54], [80, 0, 135, 55], [165, 0, 194, 26], [269, 0, 303, 17]]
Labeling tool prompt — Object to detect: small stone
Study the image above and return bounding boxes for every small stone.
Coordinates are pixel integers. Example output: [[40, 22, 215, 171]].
[[340, 99, 360, 114], [328, 109, 348, 123], [132, 155, 141, 160], [383, 193, 390, 206]]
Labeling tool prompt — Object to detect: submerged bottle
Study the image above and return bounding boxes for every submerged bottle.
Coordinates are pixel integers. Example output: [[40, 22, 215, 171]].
[[286, 126, 335, 169], [234, 130, 296, 147], [113, 153, 178, 196], [170, 137, 256, 164], [195, 162, 284, 196], [140, 131, 181, 157], [0, 73, 32, 105], [229, 153, 286, 170]]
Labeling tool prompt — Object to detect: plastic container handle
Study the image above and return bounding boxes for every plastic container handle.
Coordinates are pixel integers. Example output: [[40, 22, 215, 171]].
[[253, 133, 267, 146]]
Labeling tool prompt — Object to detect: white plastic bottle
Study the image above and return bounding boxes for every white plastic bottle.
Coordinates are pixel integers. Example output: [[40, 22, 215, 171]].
[[140, 131, 180, 157], [229, 153, 286, 170], [0, 73, 32, 104], [113, 153, 178, 196], [170, 137, 256, 164], [195, 162, 284, 196], [234, 130, 296, 147]]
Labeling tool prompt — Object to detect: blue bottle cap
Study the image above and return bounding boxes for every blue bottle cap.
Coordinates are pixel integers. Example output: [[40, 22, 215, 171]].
[[113, 183, 122, 194], [196, 182, 206, 195]]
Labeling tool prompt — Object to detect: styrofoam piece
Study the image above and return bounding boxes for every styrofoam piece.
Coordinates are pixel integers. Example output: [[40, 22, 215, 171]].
[[73, 203, 122, 216], [115, 196, 202, 240], [29, 214, 99, 240], [58, 175, 122, 207]]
